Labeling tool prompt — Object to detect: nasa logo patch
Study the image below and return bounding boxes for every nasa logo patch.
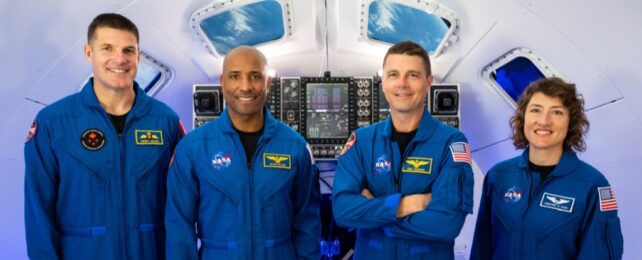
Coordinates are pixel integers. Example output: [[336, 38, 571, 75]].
[[211, 152, 233, 171], [503, 186, 523, 204], [81, 129, 106, 151], [374, 155, 391, 174]]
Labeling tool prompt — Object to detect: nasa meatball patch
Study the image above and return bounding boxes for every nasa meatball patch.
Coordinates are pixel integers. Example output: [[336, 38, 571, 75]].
[[25, 119, 37, 143], [503, 186, 523, 204]]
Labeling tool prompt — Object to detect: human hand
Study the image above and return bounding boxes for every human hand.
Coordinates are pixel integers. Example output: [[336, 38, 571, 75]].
[[396, 193, 432, 218], [361, 188, 374, 199]]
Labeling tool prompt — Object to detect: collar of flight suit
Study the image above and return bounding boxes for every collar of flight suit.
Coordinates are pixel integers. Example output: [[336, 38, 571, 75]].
[[516, 148, 580, 178], [218, 106, 278, 142], [79, 78, 152, 119], [380, 108, 438, 143]]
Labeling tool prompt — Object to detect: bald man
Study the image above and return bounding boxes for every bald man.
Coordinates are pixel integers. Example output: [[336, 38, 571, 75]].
[[165, 46, 320, 259]]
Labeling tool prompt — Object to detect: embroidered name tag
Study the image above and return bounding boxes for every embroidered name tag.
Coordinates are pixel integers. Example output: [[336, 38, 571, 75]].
[[135, 130, 164, 145], [263, 153, 291, 169], [401, 157, 433, 174], [539, 192, 575, 213]]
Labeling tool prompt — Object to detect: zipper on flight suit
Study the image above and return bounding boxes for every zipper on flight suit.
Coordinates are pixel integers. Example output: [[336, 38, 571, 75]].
[[118, 132, 128, 259], [103, 110, 129, 259], [390, 138, 417, 259], [522, 168, 555, 257], [243, 135, 265, 260]]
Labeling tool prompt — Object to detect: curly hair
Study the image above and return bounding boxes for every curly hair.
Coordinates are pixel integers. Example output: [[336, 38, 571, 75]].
[[509, 77, 589, 152]]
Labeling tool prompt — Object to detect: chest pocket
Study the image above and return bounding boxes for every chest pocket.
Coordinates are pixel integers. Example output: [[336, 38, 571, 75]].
[[196, 158, 241, 205], [128, 141, 170, 180], [255, 153, 296, 201], [58, 134, 113, 180], [529, 192, 584, 239], [400, 157, 438, 194], [491, 188, 524, 233]]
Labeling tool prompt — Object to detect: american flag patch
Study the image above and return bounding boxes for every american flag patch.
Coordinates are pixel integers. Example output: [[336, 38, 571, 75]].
[[598, 187, 618, 211], [449, 142, 471, 164]]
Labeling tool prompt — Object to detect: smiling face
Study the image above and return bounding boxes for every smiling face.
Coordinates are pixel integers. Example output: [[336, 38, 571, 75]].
[[523, 92, 570, 155], [220, 47, 271, 123], [381, 54, 432, 117], [84, 27, 139, 92]]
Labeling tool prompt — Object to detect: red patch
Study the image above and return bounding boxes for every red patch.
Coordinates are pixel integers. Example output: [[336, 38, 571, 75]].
[[339, 132, 357, 156], [178, 121, 186, 137], [25, 119, 37, 143]]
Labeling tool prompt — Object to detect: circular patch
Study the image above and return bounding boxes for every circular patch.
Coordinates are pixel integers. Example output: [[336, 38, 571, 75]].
[[374, 155, 391, 174], [81, 129, 106, 151], [503, 186, 523, 204]]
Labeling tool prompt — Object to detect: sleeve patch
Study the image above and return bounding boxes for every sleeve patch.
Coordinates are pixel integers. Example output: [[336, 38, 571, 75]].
[[25, 118, 37, 143], [178, 121, 186, 137], [339, 132, 356, 156], [449, 142, 471, 165], [598, 186, 618, 211], [305, 143, 315, 165]]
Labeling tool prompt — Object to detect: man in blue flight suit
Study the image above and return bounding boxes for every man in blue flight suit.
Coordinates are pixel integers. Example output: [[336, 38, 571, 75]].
[[332, 41, 474, 259], [24, 13, 184, 259], [165, 46, 320, 259]]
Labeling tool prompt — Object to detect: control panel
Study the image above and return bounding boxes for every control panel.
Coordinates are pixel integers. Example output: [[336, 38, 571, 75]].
[[301, 77, 354, 159], [193, 75, 461, 160]]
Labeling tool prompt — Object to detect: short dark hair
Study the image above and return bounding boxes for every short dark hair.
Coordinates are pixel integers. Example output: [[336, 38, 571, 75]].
[[383, 41, 431, 75], [87, 13, 139, 44], [510, 77, 590, 152]]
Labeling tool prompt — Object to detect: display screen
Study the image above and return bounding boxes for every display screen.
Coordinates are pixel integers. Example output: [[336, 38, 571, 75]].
[[306, 83, 349, 138]]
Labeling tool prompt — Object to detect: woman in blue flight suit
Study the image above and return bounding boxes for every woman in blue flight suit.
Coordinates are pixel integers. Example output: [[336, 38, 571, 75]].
[[471, 77, 624, 259]]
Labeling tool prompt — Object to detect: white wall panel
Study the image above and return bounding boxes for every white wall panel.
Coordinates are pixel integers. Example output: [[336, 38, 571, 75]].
[[0, 100, 46, 260]]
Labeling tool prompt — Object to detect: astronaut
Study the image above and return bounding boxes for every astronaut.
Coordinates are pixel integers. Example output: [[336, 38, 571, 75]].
[[332, 41, 474, 259], [471, 77, 624, 259], [24, 13, 184, 259], [165, 46, 320, 259]]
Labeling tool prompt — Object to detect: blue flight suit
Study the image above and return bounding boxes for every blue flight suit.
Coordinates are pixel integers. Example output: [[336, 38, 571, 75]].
[[332, 109, 474, 259], [165, 107, 320, 260], [24, 79, 183, 259], [471, 149, 624, 260]]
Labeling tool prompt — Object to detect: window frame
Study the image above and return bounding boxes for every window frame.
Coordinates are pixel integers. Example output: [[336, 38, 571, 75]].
[[481, 47, 563, 108], [359, 0, 460, 58], [189, 0, 294, 57]]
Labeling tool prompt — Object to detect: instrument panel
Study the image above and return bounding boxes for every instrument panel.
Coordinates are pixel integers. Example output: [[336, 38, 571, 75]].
[[193, 75, 460, 160]]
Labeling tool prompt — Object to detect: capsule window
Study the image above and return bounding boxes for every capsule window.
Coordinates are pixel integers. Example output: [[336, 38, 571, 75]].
[[482, 48, 562, 106], [362, 0, 460, 57], [191, 0, 290, 56]]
